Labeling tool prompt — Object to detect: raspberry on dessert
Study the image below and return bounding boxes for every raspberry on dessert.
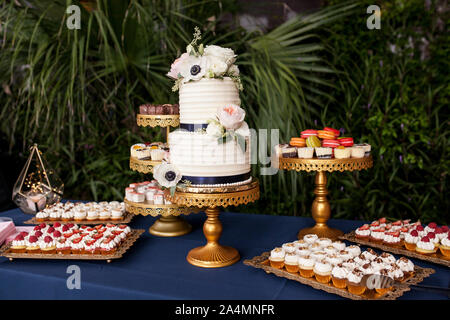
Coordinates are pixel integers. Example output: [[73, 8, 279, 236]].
[[39, 223, 46, 228], [53, 231, 62, 238], [29, 236, 38, 243], [66, 223, 74, 228], [20, 231, 29, 237], [421, 236, 430, 242], [441, 226, 449, 233], [427, 232, 436, 239], [410, 230, 419, 237], [14, 234, 24, 241], [53, 222, 61, 228], [416, 225, 424, 231], [62, 225, 69, 232], [33, 226, 41, 231], [428, 222, 437, 229], [44, 236, 53, 243], [34, 230, 43, 238], [47, 227, 55, 233]]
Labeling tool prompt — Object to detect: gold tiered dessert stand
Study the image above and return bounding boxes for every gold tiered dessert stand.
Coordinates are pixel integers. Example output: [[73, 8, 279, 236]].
[[167, 180, 260, 268], [127, 113, 198, 237], [279, 156, 373, 240]]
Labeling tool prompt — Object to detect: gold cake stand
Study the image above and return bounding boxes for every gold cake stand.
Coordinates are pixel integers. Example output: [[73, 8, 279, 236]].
[[166, 179, 260, 268], [127, 113, 199, 236], [124, 199, 200, 237], [279, 156, 373, 240]]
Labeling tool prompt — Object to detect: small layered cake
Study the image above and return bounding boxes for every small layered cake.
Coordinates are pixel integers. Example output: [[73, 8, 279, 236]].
[[334, 146, 351, 159], [331, 264, 348, 289], [313, 260, 332, 284], [269, 247, 285, 269], [346, 268, 366, 295], [297, 147, 314, 159], [350, 146, 365, 158], [370, 228, 386, 243], [281, 147, 297, 158], [383, 231, 402, 247], [315, 147, 332, 159], [354, 143, 371, 157]]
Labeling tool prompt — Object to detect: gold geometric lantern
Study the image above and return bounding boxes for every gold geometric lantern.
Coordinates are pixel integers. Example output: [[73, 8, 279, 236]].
[[12, 144, 64, 214]]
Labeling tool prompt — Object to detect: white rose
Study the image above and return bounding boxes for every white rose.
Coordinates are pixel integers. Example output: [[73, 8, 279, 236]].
[[206, 56, 229, 77], [206, 121, 224, 138], [217, 104, 245, 130], [204, 45, 236, 66], [227, 64, 240, 76]]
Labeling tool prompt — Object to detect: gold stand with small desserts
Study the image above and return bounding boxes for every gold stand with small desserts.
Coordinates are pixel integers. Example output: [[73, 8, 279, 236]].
[[279, 156, 373, 240], [128, 113, 200, 236], [166, 180, 260, 268]]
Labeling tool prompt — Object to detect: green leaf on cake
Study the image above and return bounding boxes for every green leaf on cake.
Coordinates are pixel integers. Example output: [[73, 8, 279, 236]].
[[235, 133, 247, 153]]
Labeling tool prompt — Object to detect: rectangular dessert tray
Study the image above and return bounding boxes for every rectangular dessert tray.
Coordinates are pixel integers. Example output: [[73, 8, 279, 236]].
[[23, 211, 134, 225], [243, 251, 435, 300], [0, 229, 144, 262], [340, 231, 450, 268]]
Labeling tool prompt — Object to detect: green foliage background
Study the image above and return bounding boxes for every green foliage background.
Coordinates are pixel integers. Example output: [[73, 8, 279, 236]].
[[0, 0, 448, 224]]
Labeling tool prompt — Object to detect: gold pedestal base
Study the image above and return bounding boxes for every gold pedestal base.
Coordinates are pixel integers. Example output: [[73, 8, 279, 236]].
[[298, 225, 344, 240], [149, 216, 192, 237], [187, 243, 240, 268]]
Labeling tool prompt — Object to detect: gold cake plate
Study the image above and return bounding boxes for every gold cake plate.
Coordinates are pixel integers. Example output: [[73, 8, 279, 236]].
[[166, 179, 260, 268], [244, 251, 435, 300], [340, 231, 450, 268], [136, 114, 180, 128], [0, 229, 145, 263], [124, 198, 201, 237], [279, 156, 373, 240], [23, 211, 134, 225]]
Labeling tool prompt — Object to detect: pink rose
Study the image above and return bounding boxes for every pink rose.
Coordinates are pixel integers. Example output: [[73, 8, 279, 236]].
[[217, 104, 245, 130], [167, 53, 188, 79]]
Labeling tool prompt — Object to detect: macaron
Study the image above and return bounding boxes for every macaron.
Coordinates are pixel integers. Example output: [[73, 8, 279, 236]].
[[300, 130, 318, 139], [290, 137, 306, 148], [338, 137, 354, 147], [323, 127, 340, 137], [306, 136, 321, 148], [322, 139, 340, 148], [317, 130, 336, 140]]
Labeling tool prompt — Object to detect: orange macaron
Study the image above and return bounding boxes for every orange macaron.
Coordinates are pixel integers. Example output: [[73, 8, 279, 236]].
[[289, 137, 306, 147], [317, 130, 336, 140]]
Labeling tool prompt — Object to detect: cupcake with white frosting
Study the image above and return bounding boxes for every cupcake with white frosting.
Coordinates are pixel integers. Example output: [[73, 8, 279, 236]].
[[293, 239, 309, 249], [284, 253, 299, 273], [416, 236, 437, 254], [298, 255, 315, 278], [282, 242, 297, 254], [332, 241, 346, 251], [295, 247, 311, 258], [313, 260, 332, 284], [395, 257, 414, 278], [303, 234, 318, 245], [331, 264, 348, 289], [346, 268, 366, 295], [346, 245, 361, 257], [338, 249, 352, 261], [269, 247, 285, 269], [316, 238, 332, 248], [310, 250, 327, 262], [404, 229, 420, 251], [439, 234, 450, 258]]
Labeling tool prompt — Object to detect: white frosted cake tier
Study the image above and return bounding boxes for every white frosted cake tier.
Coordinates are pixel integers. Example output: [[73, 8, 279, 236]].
[[169, 130, 250, 182], [179, 77, 240, 124]]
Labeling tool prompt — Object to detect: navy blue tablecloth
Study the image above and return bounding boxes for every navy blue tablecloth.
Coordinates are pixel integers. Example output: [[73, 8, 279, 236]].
[[0, 206, 448, 300]]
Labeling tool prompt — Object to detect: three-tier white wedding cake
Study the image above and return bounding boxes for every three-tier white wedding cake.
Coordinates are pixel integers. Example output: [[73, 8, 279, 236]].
[[163, 29, 251, 186]]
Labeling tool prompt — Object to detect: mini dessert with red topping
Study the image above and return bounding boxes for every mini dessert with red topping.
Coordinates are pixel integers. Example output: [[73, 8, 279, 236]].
[[41, 236, 56, 254], [355, 224, 370, 240], [383, 231, 402, 247], [416, 236, 437, 254], [426, 232, 439, 247], [370, 228, 385, 243], [439, 234, 450, 258], [425, 222, 437, 234], [26, 236, 40, 254], [10, 234, 27, 253], [404, 229, 420, 251]]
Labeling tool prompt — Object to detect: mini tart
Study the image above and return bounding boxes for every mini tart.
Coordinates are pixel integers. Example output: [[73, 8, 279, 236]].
[[10, 244, 27, 253], [370, 229, 386, 243], [26, 245, 40, 254], [355, 225, 370, 239], [41, 246, 57, 254], [439, 245, 450, 258], [416, 238, 437, 255]]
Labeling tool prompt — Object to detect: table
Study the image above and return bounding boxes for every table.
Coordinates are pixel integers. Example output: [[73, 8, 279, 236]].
[[0, 205, 448, 300]]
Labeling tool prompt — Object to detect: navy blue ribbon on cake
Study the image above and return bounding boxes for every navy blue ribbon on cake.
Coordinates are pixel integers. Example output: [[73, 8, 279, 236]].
[[180, 123, 208, 132], [182, 172, 251, 185]]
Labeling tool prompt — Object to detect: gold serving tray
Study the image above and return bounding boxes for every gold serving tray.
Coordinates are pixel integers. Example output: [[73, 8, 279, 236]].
[[0, 229, 145, 263], [23, 211, 134, 225], [136, 114, 180, 128], [278, 155, 373, 172], [244, 251, 435, 300], [340, 231, 450, 268], [124, 198, 201, 217], [129, 156, 162, 174]]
